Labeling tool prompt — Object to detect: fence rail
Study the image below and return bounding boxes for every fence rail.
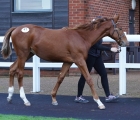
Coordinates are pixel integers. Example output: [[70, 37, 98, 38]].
[[0, 34, 140, 95]]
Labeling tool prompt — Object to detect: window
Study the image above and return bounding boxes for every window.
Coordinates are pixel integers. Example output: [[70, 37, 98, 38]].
[[14, 0, 52, 12]]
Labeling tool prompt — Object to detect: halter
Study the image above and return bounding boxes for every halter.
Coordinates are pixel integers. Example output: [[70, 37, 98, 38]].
[[111, 20, 125, 44], [117, 46, 121, 53], [111, 20, 124, 53]]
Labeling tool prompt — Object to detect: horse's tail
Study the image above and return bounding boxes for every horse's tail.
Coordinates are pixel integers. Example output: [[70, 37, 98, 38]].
[[1, 27, 16, 59]]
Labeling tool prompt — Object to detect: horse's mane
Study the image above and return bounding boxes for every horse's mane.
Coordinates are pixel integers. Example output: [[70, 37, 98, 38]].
[[70, 17, 111, 31]]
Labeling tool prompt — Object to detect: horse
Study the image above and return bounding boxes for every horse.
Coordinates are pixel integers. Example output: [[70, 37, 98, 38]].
[[1, 14, 128, 110]]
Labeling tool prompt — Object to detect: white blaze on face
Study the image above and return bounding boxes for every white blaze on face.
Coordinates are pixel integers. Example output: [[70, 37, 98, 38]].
[[21, 27, 30, 33]]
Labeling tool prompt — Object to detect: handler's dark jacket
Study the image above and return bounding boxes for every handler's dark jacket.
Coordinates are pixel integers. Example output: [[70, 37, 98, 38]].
[[88, 39, 111, 57]]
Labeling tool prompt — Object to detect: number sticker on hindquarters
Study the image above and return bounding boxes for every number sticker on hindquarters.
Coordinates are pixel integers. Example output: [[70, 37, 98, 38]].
[[21, 27, 30, 33]]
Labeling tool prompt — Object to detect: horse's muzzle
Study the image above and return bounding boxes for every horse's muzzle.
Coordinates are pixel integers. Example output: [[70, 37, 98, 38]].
[[120, 41, 129, 47]]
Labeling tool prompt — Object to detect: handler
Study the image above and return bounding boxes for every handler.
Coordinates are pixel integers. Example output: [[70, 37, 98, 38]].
[[74, 16, 119, 103]]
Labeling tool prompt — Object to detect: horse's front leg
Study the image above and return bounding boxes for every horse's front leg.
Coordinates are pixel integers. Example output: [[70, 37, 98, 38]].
[[76, 59, 105, 109], [17, 58, 31, 106], [51, 62, 72, 105]]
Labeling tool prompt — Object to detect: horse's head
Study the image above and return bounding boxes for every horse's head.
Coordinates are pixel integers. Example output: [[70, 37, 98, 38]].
[[108, 15, 129, 47]]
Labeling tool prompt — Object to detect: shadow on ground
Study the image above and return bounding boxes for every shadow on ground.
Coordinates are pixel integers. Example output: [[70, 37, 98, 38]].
[[0, 93, 140, 120]]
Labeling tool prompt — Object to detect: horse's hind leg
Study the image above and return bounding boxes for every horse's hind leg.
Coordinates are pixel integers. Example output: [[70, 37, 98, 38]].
[[7, 52, 34, 104], [17, 53, 34, 106], [51, 62, 72, 105], [16, 56, 31, 106], [7, 59, 18, 103]]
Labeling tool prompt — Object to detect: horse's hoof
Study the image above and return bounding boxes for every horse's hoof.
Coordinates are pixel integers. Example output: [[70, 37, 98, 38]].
[[98, 105, 105, 110], [7, 98, 12, 103], [24, 102, 31, 106], [52, 101, 58, 105]]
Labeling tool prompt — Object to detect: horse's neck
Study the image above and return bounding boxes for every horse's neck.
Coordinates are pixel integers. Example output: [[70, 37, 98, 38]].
[[78, 21, 111, 48]]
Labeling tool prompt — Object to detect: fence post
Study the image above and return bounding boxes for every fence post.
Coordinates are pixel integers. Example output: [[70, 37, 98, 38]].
[[119, 47, 126, 95], [33, 55, 40, 92]]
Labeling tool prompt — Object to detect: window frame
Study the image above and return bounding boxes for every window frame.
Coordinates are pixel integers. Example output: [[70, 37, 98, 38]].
[[13, 0, 53, 12]]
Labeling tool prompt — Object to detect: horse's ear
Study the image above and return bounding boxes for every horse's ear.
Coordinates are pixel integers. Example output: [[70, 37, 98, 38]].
[[113, 14, 119, 23]]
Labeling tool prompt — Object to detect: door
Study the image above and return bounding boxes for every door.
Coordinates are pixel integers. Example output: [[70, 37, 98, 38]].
[[129, 10, 135, 34], [127, 10, 135, 63]]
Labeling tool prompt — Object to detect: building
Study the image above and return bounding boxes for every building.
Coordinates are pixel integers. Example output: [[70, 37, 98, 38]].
[[0, 0, 139, 76], [0, 0, 139, 35], [69, 0, 139, 35]]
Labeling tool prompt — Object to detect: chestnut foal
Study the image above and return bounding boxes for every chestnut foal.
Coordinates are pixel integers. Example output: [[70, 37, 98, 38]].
[[1, 15, 128, 109]]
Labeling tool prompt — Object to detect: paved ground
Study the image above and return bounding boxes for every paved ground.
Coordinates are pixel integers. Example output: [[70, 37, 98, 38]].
[[0, 93, 140, 120], [0, 70, 140, 119]]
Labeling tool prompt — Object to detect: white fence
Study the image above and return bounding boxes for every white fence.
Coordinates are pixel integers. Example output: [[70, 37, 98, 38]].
[[0, 35, 140, 95]]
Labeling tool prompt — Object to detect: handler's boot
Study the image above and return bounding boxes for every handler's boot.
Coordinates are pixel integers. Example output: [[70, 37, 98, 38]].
[[74, 96, 89, 103], [105, 94, 119, 103]]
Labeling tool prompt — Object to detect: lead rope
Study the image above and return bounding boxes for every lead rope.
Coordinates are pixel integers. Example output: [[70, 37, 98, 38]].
[[96, 47, 121, 89], [97, 46, 121, 89], [97, 74, 102, 89], [96, 51, 109, 89]]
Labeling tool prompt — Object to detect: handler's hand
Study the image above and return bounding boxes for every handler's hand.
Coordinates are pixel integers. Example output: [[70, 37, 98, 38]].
[[111, 47, 118, 52]]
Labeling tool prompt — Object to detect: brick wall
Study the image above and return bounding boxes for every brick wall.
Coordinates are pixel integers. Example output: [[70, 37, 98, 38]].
[[68, 0, 139, 75], [69, 0, 86, 27], [69, 0, 139, 34]]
